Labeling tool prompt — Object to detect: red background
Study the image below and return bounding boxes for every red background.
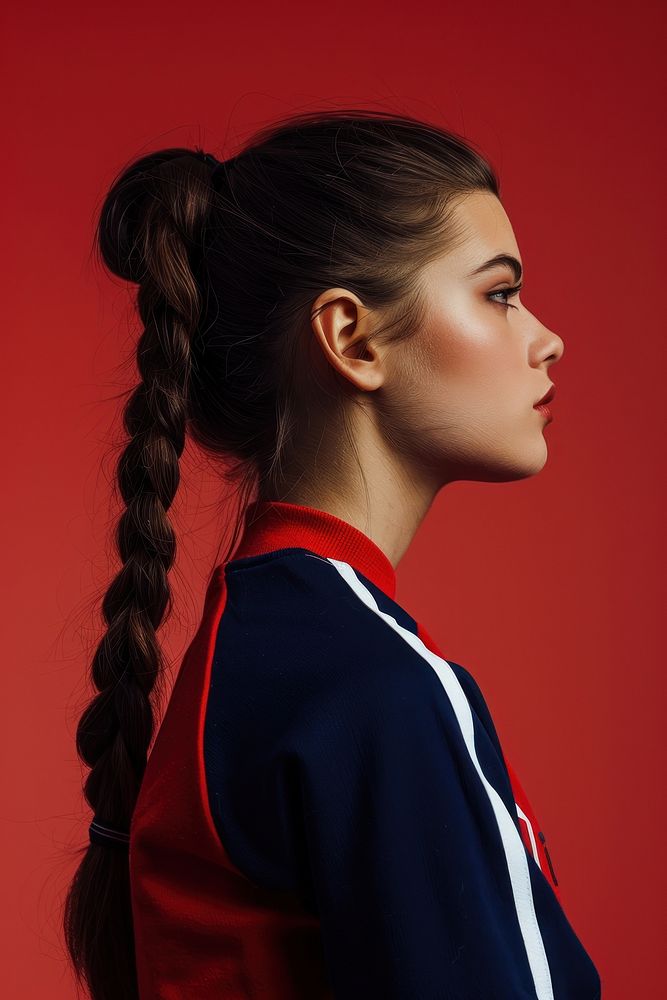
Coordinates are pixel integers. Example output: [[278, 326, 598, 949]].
[[3, 1, 665, 996]]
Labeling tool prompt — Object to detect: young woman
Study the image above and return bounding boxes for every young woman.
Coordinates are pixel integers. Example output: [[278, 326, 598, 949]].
[[64, 110, 601, 999]]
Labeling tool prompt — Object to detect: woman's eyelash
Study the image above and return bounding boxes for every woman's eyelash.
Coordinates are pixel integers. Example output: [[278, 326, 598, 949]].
[[488, 282, 523, 309]]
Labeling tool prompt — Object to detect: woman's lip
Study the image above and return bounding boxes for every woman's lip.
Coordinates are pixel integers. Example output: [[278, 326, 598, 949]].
[[534, 384, 555, 406], [534, 403, 553, 421]]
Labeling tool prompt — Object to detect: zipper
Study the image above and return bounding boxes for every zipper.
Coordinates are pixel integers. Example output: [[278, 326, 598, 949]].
[[538, 830, 559, 886]]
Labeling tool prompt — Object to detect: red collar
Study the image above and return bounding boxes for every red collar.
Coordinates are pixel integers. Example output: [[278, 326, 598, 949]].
[[230, 499, 397, 600]]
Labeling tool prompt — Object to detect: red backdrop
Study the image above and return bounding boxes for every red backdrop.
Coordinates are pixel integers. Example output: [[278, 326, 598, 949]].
[[3, 1, 664, 996]]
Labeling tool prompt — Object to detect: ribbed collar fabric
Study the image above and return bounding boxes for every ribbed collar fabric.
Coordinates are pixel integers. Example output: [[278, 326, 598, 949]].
[[230, 499, 397, 600]]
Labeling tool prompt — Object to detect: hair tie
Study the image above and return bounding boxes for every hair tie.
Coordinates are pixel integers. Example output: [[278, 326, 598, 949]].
[[89, 816, 130, 850]]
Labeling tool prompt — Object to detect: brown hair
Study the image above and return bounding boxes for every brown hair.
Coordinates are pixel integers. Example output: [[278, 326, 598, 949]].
[[63, 107, 498, 999]]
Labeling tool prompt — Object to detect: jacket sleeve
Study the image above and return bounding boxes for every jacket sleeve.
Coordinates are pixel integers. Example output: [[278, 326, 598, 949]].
[[295, 667, 551, 1000]]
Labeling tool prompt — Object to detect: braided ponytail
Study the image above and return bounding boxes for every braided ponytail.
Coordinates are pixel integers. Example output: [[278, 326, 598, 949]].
[[63, 148, 219, 1000]]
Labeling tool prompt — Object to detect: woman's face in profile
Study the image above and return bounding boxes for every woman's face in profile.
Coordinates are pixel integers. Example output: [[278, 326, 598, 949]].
[[389, 190, 565, 486]]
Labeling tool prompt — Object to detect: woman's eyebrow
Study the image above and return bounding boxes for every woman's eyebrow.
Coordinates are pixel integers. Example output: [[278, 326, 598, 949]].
[[468, 253, 523, 282]]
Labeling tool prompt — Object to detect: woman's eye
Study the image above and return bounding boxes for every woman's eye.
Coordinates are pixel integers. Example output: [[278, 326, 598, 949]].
[[488, 283, 522, 310]]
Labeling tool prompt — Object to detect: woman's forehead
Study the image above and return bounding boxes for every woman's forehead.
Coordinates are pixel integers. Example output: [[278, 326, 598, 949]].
[[448, 192, 521, 276], [423, 192, 522, 286]]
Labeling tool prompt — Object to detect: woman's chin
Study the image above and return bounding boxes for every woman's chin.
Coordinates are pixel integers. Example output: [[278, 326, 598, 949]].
[[473, 438, 549, 483], [514, 436, 549, 479]]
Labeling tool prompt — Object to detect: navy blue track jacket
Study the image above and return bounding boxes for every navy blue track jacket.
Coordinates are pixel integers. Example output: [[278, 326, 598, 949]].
[[129, 498, 602, 999]]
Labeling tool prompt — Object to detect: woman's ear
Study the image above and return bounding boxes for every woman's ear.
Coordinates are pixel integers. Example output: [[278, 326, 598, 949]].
[[309, 287, 386, 392]]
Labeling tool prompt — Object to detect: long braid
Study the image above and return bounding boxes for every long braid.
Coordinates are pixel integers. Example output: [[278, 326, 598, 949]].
[[64, 150, 216, 1000]]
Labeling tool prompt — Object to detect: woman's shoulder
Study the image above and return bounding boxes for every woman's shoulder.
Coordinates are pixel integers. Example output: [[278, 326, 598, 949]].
[[222, 545, 420, 654], [216, 547, 505, 748]]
